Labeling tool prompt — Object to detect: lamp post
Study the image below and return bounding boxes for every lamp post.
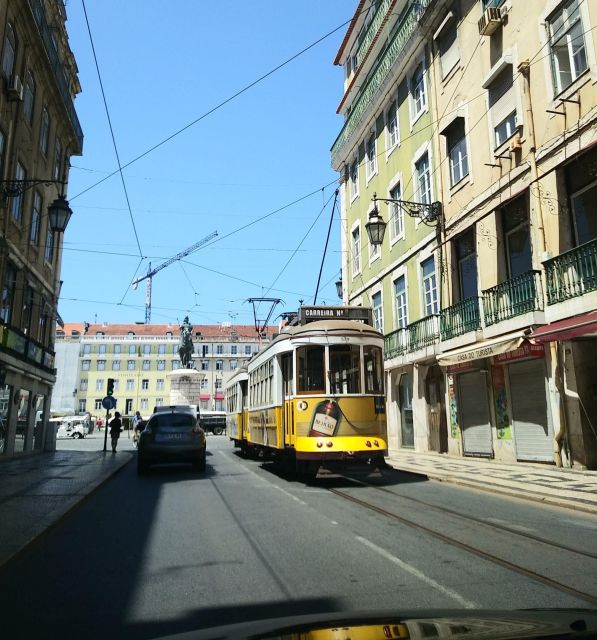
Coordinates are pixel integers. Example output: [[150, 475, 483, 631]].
[[370, 192, 442, 230], [335, 276, 343, 300]]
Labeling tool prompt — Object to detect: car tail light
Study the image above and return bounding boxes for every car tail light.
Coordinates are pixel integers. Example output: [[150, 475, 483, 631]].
[[326, 441, 333, 448], [316, 440, 323, 448], [365, 440, 372, 447]]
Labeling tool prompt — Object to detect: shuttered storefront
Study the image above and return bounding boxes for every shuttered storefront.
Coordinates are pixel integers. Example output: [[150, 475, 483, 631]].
[[458, 370, 493, 457], [509, 358, 553, 462]]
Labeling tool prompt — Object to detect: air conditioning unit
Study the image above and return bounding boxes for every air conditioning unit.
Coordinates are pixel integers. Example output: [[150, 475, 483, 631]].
[[478, 7, 502, 36], [7, 74, 23, 101]]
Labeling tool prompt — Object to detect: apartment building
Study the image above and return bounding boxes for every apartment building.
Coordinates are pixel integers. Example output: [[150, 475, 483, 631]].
[[0, 1, 83, 458], [333, 0, 597, 469], [54, 322, 272, 420]]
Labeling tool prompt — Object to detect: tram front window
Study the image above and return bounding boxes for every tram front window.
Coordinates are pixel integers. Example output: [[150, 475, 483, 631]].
[[364, 346, 384, 394], [329, 345, 361, 394], [297, 345, 325, 393]]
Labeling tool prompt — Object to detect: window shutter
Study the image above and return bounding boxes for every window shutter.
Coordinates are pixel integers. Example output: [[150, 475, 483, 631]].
[[488, 66, 515, 126]]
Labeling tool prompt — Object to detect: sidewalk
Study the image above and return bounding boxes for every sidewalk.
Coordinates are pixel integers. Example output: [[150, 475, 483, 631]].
[[386, 450, 597, 515], [0, 449, 132, 568]]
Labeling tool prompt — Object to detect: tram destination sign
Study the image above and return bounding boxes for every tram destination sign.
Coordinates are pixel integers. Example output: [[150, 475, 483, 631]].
[[299, 306, 373, 325]]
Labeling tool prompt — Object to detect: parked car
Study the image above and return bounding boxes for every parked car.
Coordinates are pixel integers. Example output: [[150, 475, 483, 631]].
[[55, 419, 87, 439], [137, 406, 206, 475]]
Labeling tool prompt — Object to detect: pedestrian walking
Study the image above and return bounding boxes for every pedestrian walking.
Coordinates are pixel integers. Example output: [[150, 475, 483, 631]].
[[109, 411, 123, 452]]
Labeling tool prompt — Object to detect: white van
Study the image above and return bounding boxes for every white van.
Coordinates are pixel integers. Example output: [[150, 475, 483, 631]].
[[53, 416, 87, 439]]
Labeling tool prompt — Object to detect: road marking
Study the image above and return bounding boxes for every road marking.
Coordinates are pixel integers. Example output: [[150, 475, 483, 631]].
[[355, 536, 478, 609], [271, 484, 306, 505]]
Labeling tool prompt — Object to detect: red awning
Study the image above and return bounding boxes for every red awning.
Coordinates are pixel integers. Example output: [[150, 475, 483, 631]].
[[531, 311, 597, 343], [199, 394, 210, 400], [215, 393, 224, 400]]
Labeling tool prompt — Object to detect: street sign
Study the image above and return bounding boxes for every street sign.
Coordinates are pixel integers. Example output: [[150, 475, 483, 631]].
[[102, 396, 117, 410]]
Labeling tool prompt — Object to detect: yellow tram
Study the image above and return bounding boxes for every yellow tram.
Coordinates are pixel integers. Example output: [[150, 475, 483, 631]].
[[225, 307, 387, 476]]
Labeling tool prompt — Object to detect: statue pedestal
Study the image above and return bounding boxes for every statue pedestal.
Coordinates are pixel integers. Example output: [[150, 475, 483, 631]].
[[167, 368, 204, 407]]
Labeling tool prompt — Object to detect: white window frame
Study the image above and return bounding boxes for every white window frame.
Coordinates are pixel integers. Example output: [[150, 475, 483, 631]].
[[365, 133, 377, 182], [434, 12, 460, 80], [371, 289, 384, 335], [349, 156, 359, 202], [412, 143, 434, 218], [446, 118, 469, 187], [351, 221, 362, 278], [388, 174, 405, 244], [409, 58, 428, 127], [419, 253, 439, 317], [386, 98, 399, 156], [392, 269, 409, 330]]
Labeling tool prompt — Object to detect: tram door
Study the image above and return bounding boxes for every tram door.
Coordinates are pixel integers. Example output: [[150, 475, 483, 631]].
[[281, 354, 294, 445]]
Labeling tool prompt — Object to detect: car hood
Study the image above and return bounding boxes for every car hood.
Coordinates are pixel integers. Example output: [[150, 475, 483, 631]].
[[155, 608, 597, 640]]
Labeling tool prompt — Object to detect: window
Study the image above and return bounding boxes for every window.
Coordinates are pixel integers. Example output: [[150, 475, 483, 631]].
[[231, 345, 237, 355], [126, 379, 134, 390], [351, 225, 361, 276], [297, 346, 325, 394], [22, 285, 34, 332], [365, 134, 377, 179], [158, 344, 165, 354], [172, 360, 180, 370], [142, 360, 150, 370], [155, 398, 163, 407], [112, 360, 121, 371], [79, 400, 87, 413], [415, 152, 432, 205], [201, 360, 209, 371], [349, 158, 359, 200], [364, 346, 384, 394], [386, 100, 399, 151], [143, 344, 151, 354], [202, 345, 209, 356], [548, 0, 588, 94], [389, 184, 404, 241], [216, 345, 223, 355], [245, 345, 252, 355], [80, 379, 88, 391], [127, 360, 135, 370], [45, 228, 54, 263], [11, 162, 26, 222], [421, 256, 439, 315], [157, 360, 165, 370], [571, 180, 597, 246], [216, 360, 224, 371], [99, 344, 106, 354], [200, 379, 208, 390], [372, 291, 384, 333], [95, 379, 104, 391], [112, 344, 120, 354], [410, 64, 427, 119], [129, 344, 136, 354], [40, 107, 50, 155], [23, 70, 36, 124], [0, 129, 5, 177], [140, 398, 148, 410], [0, 263, 16, 324], [501, 195, 531, 278], [53, 138, 62, 181], [98, 360, 106, 371], [455, 228, 478, 300], [1, 22, 16, 80], [113, 379, 120, 391], [142, 379, 149, 390], [95, 399, 102, 411], [83, 344, 91, 355], [82, 360, 91, 371], [230, 359, 238, 370], [436, 15, 459, 79], [329, 345, 361, 394], [215, 378, 222, 390], [445, 118, 468, 186], [488, 66, 517, 148], [157, 379, 164, 390], [394, 276, 408, 329]]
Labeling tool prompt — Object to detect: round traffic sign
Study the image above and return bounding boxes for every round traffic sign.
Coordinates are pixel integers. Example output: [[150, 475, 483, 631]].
[[102, 396, 117, 410]]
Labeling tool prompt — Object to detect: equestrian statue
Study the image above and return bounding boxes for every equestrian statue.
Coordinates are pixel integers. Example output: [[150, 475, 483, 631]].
[[178, 316, 194, 369]]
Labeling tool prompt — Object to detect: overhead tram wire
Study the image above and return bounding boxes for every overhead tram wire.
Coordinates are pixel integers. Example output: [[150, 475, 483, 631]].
[[81, 0, 143, 258], [314, 189, 339, 304], [70, 17, 354, 202]]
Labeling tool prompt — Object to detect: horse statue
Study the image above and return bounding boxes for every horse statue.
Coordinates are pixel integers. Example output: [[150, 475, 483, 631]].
[[178, 316, 194, 369]]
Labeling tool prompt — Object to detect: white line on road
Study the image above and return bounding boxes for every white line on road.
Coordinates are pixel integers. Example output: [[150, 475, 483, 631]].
[[355, 536, 478, 609], [271, 484, 307, 505]]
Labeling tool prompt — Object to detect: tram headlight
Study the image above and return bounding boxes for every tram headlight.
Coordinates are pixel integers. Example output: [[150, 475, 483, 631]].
[[326, 441, 333, 448], [316, 440, 323, 448], [365, 440, 372, 447], [373, 439, 379, 447]]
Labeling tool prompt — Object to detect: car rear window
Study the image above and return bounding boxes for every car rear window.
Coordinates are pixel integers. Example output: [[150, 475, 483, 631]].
[[148, 413, 196, 430]]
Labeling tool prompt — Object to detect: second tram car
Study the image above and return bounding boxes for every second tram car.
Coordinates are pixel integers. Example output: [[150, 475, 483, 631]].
[[225, 309, 387, 476]]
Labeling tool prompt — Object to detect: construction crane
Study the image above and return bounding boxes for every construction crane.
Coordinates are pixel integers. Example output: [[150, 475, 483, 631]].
[[132, 230, 218, 323]]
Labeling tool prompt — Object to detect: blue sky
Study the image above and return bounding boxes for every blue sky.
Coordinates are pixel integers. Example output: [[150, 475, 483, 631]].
[[60, 0, 353, 328]]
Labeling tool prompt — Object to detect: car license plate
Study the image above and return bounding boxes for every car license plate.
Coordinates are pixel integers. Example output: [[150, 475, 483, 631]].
[[155, 433, 184, 442]]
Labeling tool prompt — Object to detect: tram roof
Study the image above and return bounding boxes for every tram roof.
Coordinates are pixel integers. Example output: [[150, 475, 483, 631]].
[[277, 319, 382, 340]]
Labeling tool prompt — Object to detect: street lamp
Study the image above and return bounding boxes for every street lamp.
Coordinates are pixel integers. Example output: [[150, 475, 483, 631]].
[[365, 206, 387, 247], [335, 276, 343, 299], [371, 191, 443, 229], [47, 194, 73, 233]]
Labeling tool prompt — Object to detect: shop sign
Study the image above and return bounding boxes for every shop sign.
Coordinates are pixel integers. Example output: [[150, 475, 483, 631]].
[[447, 361, 478, 374], [299, 306, 373, 325], [494, 342, 544, 363]]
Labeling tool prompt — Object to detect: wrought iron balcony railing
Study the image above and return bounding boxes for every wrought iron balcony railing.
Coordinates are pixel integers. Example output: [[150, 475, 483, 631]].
[[544, 238, 597, 305], [440, 297, 481, 340], [482, 270, 543, 327]]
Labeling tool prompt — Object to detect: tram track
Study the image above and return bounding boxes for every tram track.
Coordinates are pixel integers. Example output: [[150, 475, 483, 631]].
[[327, 479, 597, 607]]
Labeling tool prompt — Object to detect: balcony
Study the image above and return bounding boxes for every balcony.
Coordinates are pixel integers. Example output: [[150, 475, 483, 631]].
[[331, 0, 433, 168], [0, 323, 55, 373], [544, 238, 597, 305], [384, 314, 440, 359], [440, 297, 481, 340], [482, 270, 543, 327], [27, 0, 83, 152], [354, 0, 392, 73]]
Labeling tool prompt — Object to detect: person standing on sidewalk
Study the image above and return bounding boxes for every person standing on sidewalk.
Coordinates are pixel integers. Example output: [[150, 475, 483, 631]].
[[109, 412, 123, 452]]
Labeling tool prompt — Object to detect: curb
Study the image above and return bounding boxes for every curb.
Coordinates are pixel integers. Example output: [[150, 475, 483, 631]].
[[0, 452, 133, 571], [386, 462, 597, 516]]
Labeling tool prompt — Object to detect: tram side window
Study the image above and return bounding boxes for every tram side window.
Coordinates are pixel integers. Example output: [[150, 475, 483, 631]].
[[297, 345, 325, 394], [329, 345, 361, 394], [364, 346, 384, 394]]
